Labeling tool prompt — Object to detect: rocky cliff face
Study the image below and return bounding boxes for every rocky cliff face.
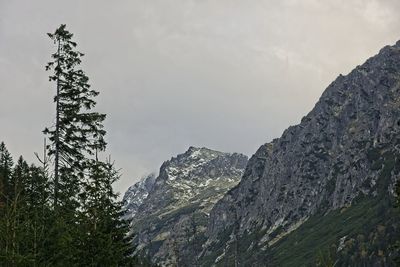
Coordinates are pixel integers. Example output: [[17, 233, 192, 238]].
[[122, 173, 156, 220], [200, 41, 400, 266], [122, 147, 248, 266]]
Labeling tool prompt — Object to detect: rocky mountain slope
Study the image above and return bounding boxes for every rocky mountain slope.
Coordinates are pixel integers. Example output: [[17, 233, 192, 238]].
[[122, 147, 248, 266], [199, 41, 400, 266], [122, 173, 156, 220], [123, 41, 400, 266]]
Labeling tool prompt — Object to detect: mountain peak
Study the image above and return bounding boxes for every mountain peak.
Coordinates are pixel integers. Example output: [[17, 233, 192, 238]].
[[186, 146, 223, 157], [159, 146, 235, 182], [123, 147, 248, 265]]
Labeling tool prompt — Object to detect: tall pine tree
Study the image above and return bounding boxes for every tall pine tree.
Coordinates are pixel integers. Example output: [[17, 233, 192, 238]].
[[44, 24, 133, 266], [44, 24, 106, 209]]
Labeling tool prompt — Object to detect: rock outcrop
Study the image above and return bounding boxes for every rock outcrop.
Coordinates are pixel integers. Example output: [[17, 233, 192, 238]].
[[122, 173, 156, 220], [122, 147, 248, 266]]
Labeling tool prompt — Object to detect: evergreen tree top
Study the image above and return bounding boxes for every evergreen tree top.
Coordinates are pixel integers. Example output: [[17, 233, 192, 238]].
[[47, 24, 75, 45], [0, 141, 14, 168]]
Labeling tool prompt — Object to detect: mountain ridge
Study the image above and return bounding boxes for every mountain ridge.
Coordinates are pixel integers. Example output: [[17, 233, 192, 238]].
[[200, 40, 400, 266], [123, 40, 400, 266]]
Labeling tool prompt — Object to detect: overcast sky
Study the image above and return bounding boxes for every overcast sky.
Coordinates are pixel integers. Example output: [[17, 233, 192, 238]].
[[1, 0, 399, 195]]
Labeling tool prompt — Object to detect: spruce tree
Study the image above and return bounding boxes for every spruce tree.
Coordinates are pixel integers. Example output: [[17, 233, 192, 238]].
[[0, 156, 32, 266], [9, 157, 30, 265], [0, 142, 14, 265], [78, 158, 134, 266], [44, 24, 106, 210], [25, 164, 51, 266], [44, 24, 107, 265], [44, 24, 133, 266], [0, 142, 14, 207], [0, 146, 52, 266]]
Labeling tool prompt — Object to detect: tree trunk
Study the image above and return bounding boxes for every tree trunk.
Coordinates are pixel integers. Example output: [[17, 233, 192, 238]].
[[54, 39, 61, 208]]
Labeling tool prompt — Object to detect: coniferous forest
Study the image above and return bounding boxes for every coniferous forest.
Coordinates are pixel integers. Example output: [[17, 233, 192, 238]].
[[0, 25, 149, 267]]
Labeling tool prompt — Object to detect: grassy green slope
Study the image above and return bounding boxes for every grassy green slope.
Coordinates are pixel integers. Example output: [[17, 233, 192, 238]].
[[268, 195, 399, 266]]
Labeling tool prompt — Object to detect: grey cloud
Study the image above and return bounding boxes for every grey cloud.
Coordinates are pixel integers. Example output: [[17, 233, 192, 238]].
[[0, 0, 399, 194]]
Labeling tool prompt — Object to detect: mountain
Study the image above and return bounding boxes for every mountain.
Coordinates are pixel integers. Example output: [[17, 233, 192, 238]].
[[122, 147, 248, 266], [122, 173, 156, 220], [123, 41, 400, 266], [200, 41, 400, 266]]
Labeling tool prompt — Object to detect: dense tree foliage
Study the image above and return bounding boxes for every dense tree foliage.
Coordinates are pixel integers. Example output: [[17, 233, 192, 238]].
[[0, 145, 51, 266], [0, 25, 146, 266]]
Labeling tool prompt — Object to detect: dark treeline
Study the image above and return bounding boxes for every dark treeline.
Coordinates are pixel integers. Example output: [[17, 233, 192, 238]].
[[0, 25, 150, 267]]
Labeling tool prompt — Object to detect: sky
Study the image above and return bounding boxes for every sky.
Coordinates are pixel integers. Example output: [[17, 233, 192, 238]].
[[1, 0, 399, 195]]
